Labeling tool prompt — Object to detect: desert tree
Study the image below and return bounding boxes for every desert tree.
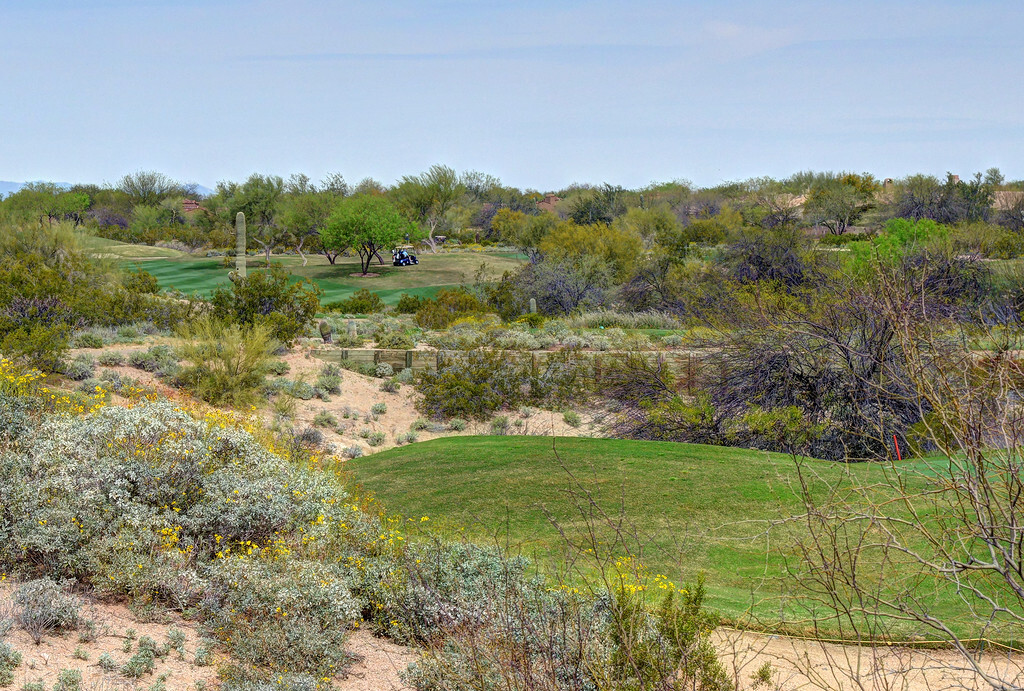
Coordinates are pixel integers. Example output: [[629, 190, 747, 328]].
[[117, 170, 184, 207], [322, 194, 414, 275], [225, 173, 286, 265], [772, 245, 1024, 689], [803, 172, 879, 235], [391, 164, 464, 252]]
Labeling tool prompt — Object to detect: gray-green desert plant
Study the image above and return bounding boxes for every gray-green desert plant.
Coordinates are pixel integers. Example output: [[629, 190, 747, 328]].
[[13, 579, 80, 644]]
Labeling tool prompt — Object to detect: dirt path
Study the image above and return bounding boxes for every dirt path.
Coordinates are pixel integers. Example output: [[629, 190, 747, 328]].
[[713, 627, 1023, 690]]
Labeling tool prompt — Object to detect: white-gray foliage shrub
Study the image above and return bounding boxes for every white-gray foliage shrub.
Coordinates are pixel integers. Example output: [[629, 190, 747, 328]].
[[374, 362, 394, 378], [13, 578, 80, 643], [61, 354, 95, 382], [495, 330, 541, 351], [97, 351, 125, 367]]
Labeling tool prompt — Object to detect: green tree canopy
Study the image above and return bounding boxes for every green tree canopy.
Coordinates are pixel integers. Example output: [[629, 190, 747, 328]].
[[804, 172, 879, 235], [391, 164, 464, 252], [279, 190, 337, 265], [223, 174, 286, 264], [322, 195, 415, 274], [538, 220, 642, 283]]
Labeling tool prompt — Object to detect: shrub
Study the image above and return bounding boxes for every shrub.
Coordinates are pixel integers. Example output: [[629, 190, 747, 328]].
[[370, 402, 387, 416], [312, 411, 337, 428], [97, 351, 125, 366], [395, 367, 413, 384], [0, 642, 22, 686], [342, 445, 363, 459], [175, 319, 277, 408], [193, 641, 213, 667], [496, 329, 541, 351], [52, 670, 81, 691], [563, 410, 582, 428], [490, 416, 511, 435], [76, 379, 107, 400], [517, 312, 545, 328], [375, 330, 414, 349], [293, 427, 324, 450], [374, 362, 394, 378], [60, 354, 95, 381], [72, 332, 104, 349], [394, 432, 417, 445], [121, 648, 156, 678], [266, 360, 289, 376], [414, 289, 490, 330], [415, 351, 529, 420], [315, 373, 341, 395], [366, 431, 386, 447], [285, 380, 316, 401], [97, 653, 117, 672], [448, 418, 467, 431], [324, 289, 385, 314], [395, 293, 424, 314], [210, 265, 321, 343], [379, 378, 400, 393], [127, 346, 177, 375], [0, 321, 71, 373], [13, 579, 81, 644]]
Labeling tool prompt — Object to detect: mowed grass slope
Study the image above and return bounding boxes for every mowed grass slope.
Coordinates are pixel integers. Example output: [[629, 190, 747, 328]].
[[123, 250, 526, 304], [343, 436, 1012, 641], [343, 437, 846, 619]]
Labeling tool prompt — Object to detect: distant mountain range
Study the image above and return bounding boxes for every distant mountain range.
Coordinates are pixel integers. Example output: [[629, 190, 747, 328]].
[[0, 181, 214, 198]]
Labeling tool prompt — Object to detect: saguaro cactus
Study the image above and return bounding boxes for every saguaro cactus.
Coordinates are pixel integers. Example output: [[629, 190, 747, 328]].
[[235, 212, 247, 279]]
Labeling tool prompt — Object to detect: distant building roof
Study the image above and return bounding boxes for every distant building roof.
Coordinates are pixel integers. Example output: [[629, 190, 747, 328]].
[[536, 193, 560, 214], [182, 199, 202, 212]]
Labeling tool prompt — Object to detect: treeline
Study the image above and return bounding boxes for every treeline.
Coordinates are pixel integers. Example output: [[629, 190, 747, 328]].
[[2, 167, 1023, 258]]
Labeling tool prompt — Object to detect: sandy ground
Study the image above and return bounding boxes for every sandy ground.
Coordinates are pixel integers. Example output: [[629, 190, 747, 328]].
[[714, 627, 1024, 691], [0, 583, 414, 691], [73, 341, 600, 459], [0, 583, 219, 691], [6, 576, 1022, 691]]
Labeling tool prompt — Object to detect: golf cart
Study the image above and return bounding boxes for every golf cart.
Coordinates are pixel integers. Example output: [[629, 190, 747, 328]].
[[392, 245, 418, 266]]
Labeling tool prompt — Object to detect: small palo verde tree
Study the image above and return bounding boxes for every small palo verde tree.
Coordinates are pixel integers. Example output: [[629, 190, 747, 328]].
[[322, 194, 415, 274]]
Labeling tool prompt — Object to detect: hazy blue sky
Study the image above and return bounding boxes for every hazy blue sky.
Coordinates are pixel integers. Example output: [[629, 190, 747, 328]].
[[2, 1, 1021, 191]]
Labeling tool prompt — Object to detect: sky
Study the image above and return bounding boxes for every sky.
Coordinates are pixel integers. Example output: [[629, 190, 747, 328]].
[[1, 0, 1022, 192]]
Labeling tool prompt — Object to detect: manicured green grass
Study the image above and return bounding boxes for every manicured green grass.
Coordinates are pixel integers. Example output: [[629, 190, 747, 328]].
[[343, 437, 849, 619], [123, 251, 526, 305], [342, 436, 1013, 641]]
